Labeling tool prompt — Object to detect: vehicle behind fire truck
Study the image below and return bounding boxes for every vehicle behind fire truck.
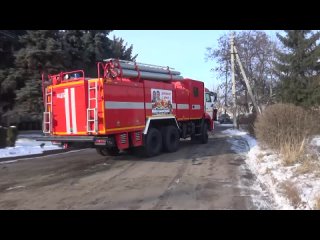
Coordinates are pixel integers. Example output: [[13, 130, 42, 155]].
[[37, 59, 215, 157]]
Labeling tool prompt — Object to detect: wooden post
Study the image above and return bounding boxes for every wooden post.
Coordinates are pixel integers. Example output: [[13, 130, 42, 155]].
[[230, 34, 237, 128], [233, 44, 262, 114]]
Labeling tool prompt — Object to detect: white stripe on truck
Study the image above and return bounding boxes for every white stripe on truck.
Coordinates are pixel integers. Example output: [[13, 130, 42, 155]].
[[177, 104, 189, 109], [64, 88, 71, 134], [105, 101, 188, 110], [70, 88, 77, 134], [145, 103, 152, 109], [192, 104, 201, 110], [105, 101, 145, 109]]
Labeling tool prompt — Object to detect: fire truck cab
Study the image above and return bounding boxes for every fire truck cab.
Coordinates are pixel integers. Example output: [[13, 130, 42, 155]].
[[205, 88, 217, 121], [38, 59, 214, 157]]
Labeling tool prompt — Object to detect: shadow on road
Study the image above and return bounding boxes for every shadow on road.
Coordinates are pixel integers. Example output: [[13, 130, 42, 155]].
[[112, 134, 249, 163]]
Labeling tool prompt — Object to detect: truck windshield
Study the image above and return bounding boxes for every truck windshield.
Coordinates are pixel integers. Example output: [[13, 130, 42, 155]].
[[205, 93, 211, 102]]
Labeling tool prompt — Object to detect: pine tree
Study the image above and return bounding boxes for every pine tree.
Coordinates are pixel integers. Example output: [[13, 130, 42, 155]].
[[2, 30, 138, 125], [61, 30, 136, 77], [60, 30, 85, 70], [81, 30, 108, 76], [274, 30, 320, 107], [0, 30, 26, 124], [108, 36, 137, 61], [9, 30, 65, 122]]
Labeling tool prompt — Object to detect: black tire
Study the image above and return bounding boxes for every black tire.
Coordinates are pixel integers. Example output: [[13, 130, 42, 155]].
[[162, 125, 180, 152], [125, 147, 135, 155], [131, 146, 145, 157], [144, 128, 162, 157], [96, 147, 120, 156], [200, 123, 209, 144], [191, 135, 199, 142]]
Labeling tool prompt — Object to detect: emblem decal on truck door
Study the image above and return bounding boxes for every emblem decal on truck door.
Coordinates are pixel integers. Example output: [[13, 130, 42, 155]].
[[151, 89, 173, 115], [57, 93, 65, 99]]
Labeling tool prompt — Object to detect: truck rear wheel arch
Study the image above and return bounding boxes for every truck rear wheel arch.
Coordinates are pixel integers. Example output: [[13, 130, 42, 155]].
[[144, 117, 179, 135], [205, 118, 212, 131]]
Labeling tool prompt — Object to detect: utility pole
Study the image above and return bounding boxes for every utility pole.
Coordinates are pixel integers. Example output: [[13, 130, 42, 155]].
[[230, 34, 237, 128], [225, 57, 228, 117], [233, 44, 262, 114]]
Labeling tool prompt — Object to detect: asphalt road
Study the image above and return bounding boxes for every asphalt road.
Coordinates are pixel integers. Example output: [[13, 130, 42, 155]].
[[0, 125, 273, 209]]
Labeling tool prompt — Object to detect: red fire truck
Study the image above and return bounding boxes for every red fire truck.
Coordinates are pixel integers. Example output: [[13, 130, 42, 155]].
[[38, 59, 215, 157]]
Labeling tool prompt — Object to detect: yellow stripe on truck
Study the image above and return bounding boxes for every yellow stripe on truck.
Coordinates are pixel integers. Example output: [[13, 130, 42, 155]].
[[105, 125, 145, 132], [50, 81, 84, 89], [52, 131, 87, 135]]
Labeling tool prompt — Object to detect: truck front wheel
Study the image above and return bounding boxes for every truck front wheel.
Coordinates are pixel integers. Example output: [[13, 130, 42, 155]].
[[144, 128, 162, 157], [200, 123, 209, 144], [162, 126, 180, 152], [96, 147, 120, 156]]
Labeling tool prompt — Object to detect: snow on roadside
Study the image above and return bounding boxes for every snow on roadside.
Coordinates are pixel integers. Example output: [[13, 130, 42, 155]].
[[218, 123, 234, 127], [0, 136, 61, 159], [310, 136, 320, 147], [222, 128, 320, 210]]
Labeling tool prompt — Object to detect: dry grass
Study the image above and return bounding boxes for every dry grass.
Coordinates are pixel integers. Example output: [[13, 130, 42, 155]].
[[313, 196, 320, 210], [264, 167, 272, 175], [296, 151, 320, 175], [256, 153, 265, 163], [281, 140, 306, 166], [297, 160, 316, 175], [237, 113, 256, 136], [314, 171, 320, 178], [255, 103, 318, 166], [280, 180, 302, 208]]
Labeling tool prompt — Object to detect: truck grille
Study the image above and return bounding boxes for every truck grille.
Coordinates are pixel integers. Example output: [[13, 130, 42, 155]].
[[120, 133, 127, 144], [136, 132, 141, 141]]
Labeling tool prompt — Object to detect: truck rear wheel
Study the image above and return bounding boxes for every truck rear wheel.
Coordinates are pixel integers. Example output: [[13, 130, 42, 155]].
[[144, 128, 162, 157], [162, 125, 180, 152], [191, 134, 199, 142], [96, 147, 120, 156]]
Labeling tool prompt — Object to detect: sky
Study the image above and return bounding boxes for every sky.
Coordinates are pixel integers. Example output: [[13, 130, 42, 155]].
[[111, 30, 278, 90]]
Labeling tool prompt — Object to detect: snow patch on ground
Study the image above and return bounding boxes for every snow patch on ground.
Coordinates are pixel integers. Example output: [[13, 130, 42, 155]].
[[0, 135, 61, 159], [222, 128, 275, 209], [217, 123, 234, 127], [246, 145, 294, 209], [223, 128, 257, 149], [222, 128, 320, 210], [311, 136, 320, 147], [222, 128, 247, 136]]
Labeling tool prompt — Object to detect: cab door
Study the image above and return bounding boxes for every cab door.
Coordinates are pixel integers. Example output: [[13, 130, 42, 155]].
[[205, 92, 214, 119], [188, 80, 204, 119]]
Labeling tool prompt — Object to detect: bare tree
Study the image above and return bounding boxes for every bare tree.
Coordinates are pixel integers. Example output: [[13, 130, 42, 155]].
[[206, 31, 278, 114]]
